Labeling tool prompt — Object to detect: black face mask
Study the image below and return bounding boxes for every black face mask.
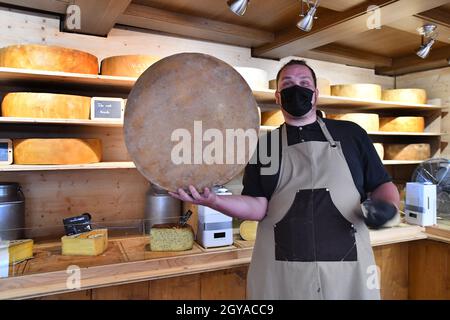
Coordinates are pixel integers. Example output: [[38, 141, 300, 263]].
[[280, 85, 315, 117]]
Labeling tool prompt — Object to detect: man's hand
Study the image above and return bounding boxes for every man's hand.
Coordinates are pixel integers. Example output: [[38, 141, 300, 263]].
[[361, 199, 398, 229], [169, 185, 217, 207]]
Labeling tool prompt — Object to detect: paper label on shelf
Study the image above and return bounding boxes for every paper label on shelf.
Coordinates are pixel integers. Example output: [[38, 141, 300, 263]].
[[0, 240, 10, 278]]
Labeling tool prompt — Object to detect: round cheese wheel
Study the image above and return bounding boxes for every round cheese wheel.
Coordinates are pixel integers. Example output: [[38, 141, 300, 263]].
[[234, 67, 268, 90], [0, 44, 98, 74], [379, 117, 425, 133], [373, 143, 384, 160], [327, 113, 379, 131], [100, 55, 160, 77], [382, 89, 427, 104], [331, 84, 382, 100], [261, 110, 284, 126], [2, 93, 91, 119], [269, 78, 331, 95], [13, 139, 102, 165], [240, 220, 258, 241], [384, 143, 430, 161]]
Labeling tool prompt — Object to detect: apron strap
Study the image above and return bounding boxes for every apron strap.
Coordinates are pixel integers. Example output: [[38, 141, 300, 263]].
[[281, 124, 288, 149], [317, 117, 337, 148]]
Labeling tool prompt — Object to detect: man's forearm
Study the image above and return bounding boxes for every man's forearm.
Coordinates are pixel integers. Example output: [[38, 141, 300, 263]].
[[210, 195, 268, 221], [370, 182, 400, 208]]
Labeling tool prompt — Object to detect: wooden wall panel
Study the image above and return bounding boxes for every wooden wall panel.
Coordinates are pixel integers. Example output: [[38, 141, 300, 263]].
[[373, 243, 409, 300], [409, 240, 450, 300], [35, 290, 92, 300], [200, 266, 247, 300], [149, 274, 201, 300], [92, 282, 150, 300]]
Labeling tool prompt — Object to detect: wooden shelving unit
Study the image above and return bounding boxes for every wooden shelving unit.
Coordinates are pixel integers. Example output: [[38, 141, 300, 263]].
[[0, 162, 136, 172]]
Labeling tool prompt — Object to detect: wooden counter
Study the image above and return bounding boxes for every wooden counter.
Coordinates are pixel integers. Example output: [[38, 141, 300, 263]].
[[0, 223, 449, 300]]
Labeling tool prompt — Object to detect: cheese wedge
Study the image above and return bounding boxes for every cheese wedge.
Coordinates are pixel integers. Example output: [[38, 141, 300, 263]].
[[0, 239, 34, 264], [2, 92, 91, 119], [150, 224, 194, 252], [239, 221, 258, 241], [331, 84, 382, 100], [61, 229, 108, 256]]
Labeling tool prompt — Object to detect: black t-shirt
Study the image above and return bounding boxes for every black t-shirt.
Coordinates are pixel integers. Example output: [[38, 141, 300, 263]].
[[241, 116, 392, 202]]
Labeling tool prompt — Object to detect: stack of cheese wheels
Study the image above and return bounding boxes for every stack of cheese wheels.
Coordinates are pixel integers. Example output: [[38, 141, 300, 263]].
[[269, 78, 331, 95], [327, 113, 379, 132], [0, 44, 98, 74], [384, 143, 430, 161], [100, 55, 160, 77], [261, 110, 284, 126], [331, 84, 382, 100], [13, 139, 102, 165], [234, 67, 268, 90], [1, 93, 91, 119], [373, 143, 384, 160], [379, 116, 425, 133], [382, 89, 427, 104]]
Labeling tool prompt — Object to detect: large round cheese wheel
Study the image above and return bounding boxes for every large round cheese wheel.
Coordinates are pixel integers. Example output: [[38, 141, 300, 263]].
[[2, 93, 91, 119], [239, 220, 258, 241], [100, 55, 160, 77], [0, 44, 98, 74], [382, 89, 427, 104], [373, 143, 384, 160], [13, 139, 102, 165], [327, 113, 379, 131], [261, 110, 284, 126], [331, 84, 382, 100], [384, 143, 430, 161], [234, 67, 268, 90], [379, 117, 425, 133], [269, 77, 331, 95]]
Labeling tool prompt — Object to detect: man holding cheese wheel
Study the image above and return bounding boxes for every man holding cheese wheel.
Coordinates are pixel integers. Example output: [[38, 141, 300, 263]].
[[170, 60, 400, 300]]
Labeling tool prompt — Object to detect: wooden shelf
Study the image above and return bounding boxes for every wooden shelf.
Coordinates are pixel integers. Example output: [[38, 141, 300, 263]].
[[0, 117, 123, 127], [382, 160, 424, 165], [0, 162, 136, 172]]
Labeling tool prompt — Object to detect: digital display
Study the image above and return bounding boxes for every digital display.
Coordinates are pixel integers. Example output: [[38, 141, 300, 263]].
[[0, 143, 8, 161], [214, 232, 226, 239]]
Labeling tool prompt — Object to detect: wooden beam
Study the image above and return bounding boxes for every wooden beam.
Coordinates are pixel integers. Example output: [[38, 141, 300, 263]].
[[303, 43, 392, 69], [417, 7, 450, 27], [253, 0, 450, 59], [388, 15, 450, 44], [117, 4, 274, 48], [63, 0, 132, 36], [0, 0, 68, 14], [376, 45, 450, 76]]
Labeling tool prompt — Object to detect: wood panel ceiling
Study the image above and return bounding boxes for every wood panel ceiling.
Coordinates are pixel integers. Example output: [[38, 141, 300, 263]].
[[1, 0, 450, 76]]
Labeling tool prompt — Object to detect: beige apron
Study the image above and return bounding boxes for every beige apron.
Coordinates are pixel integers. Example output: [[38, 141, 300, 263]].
[[247, 118, 380, 300]]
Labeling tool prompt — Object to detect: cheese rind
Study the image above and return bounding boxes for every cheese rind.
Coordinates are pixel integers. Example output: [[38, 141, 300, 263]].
[[379, 117, 425, 133], [61, 229, 108, 256], [384, 143, 431, 161], [0, 44, 98, 74], [382, 89, 427, 104], [327, 113, 379, 131], [13, 138, 102, 165], [100, 55, 160, 77], [150, 224, 194, 251], [2, 93, 91, 119], [331, 84, 382, 100], [373, 143, 384, 160], [261, 110, 284, 126], [239, 221, 258, 241]]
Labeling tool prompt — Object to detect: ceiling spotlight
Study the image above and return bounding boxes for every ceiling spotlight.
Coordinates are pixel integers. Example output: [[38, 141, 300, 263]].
[[417, 24, 437, 38], [227, 0, 249, 16], [297, 0, 320, 32], [416, 38, 435, 59]]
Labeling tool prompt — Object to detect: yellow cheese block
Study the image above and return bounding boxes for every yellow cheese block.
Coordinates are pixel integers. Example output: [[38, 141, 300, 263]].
[[0, 44, 98, 74], [13, 139, 102, 165], [379, 117, 425, 133], [331, 84, 382, 100], [384, 144, 431, 161], [373, 143, 384, 160], [150, 224, 194, 252], [239, 221, 258, 241], [261, 110, 284, 126], [327, 113, 379, 131], [100, 55, 160, 77], [1, 93, 91, 119], [0, 239, 34, 264], [269, 78, 331, 95], [61, 229, 108, 256], [382, 89, 427, 104]]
